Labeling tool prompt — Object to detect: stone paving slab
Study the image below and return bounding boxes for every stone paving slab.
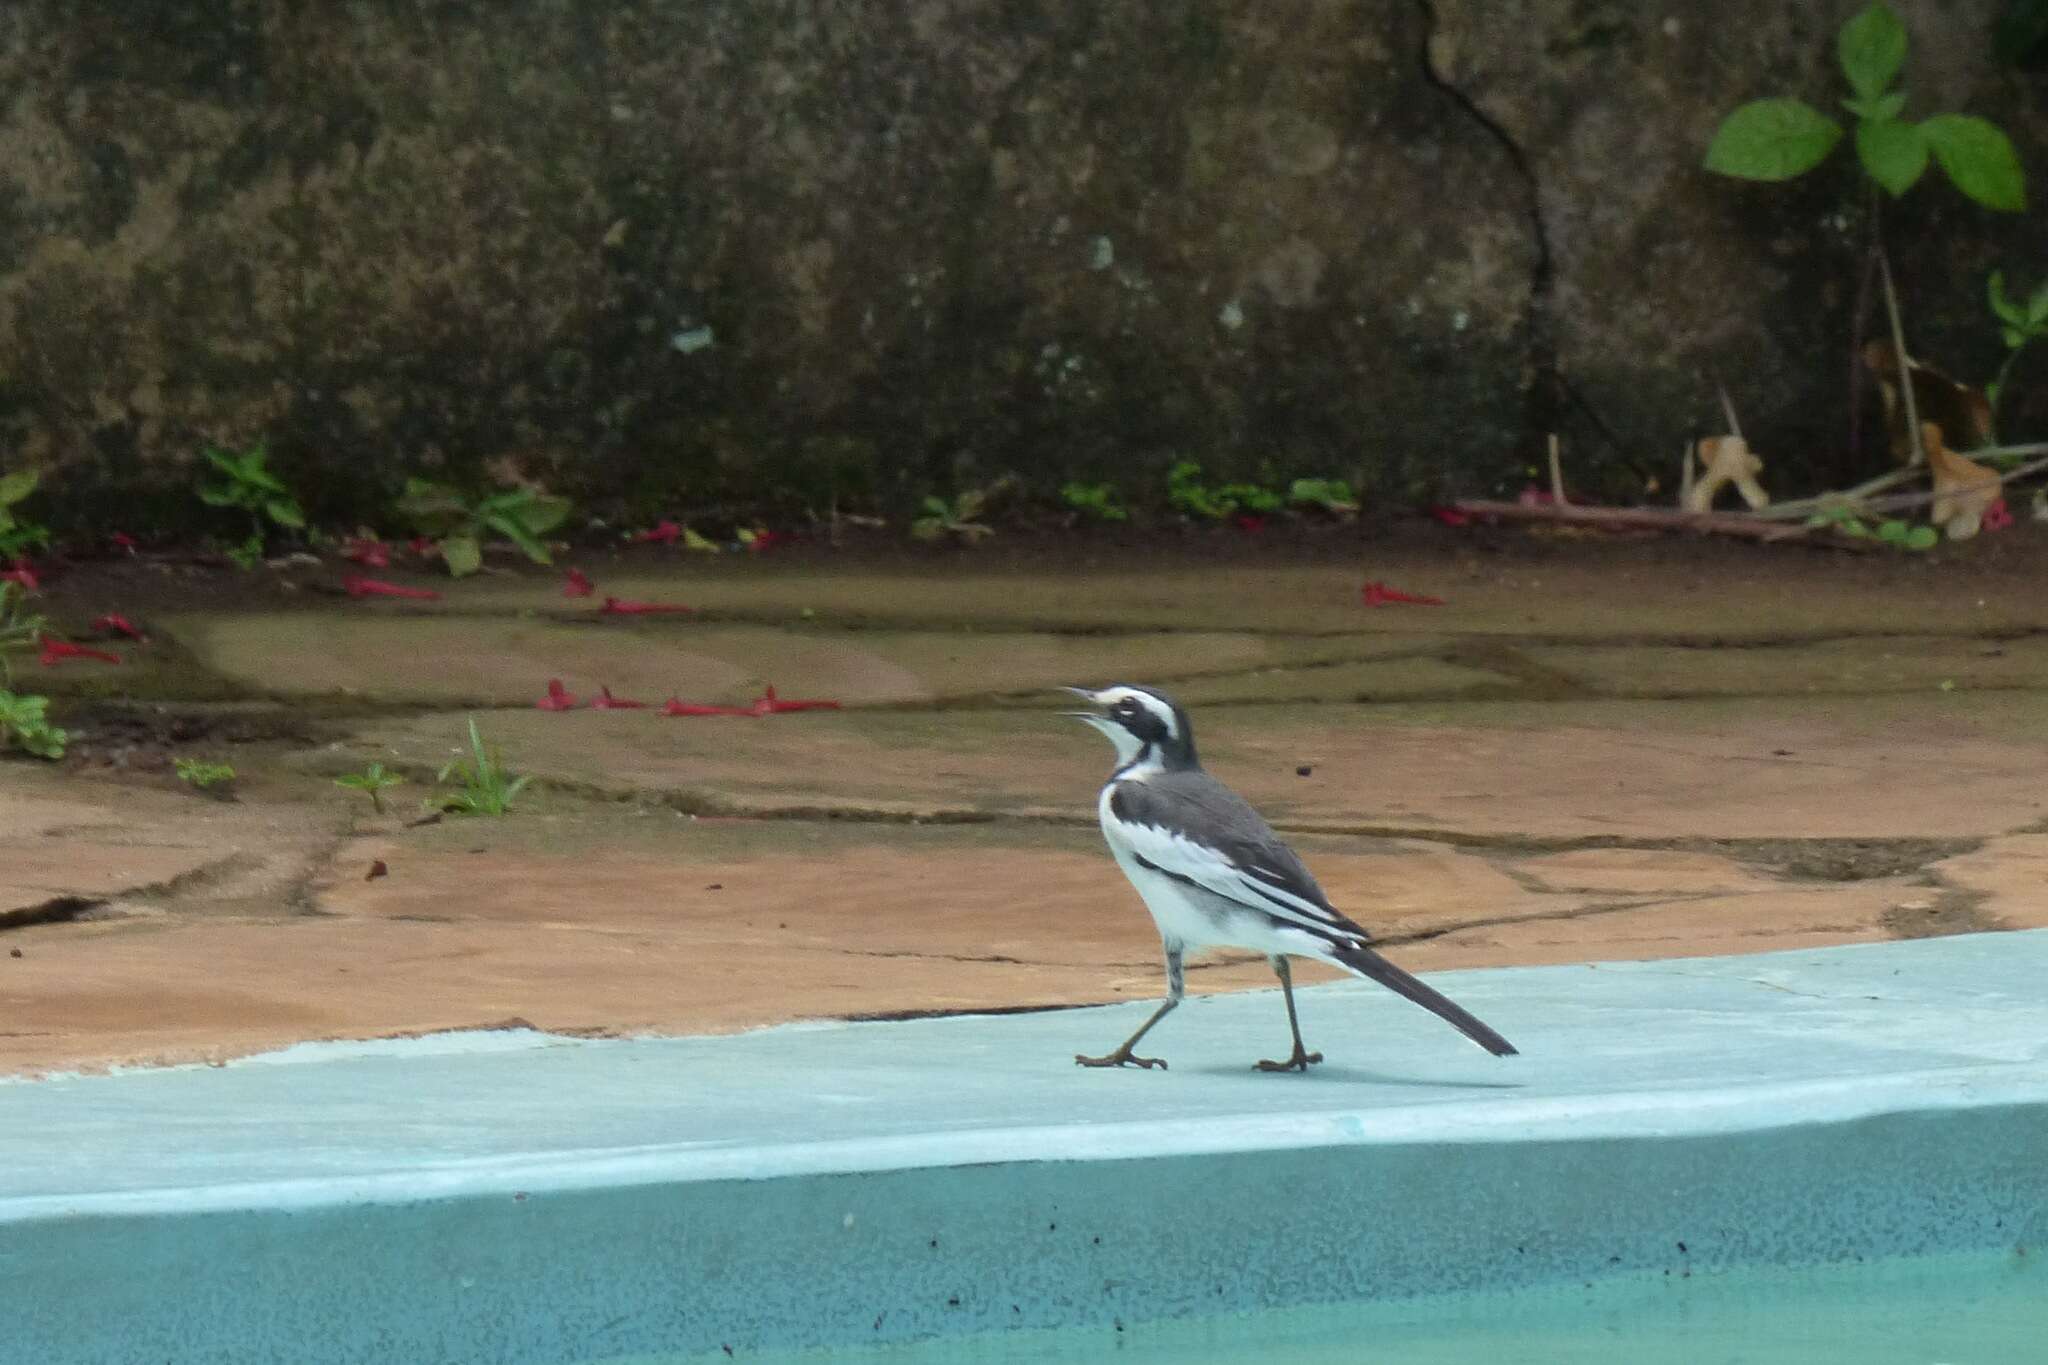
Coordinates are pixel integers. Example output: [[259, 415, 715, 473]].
[[337, 692, 2048, 839]]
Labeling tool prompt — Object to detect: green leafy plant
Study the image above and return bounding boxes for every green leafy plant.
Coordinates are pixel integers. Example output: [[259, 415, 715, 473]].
[[396, 480, 573, 577], [911, 490, 995, 542], [334, 761, 405, 814], [1705, 5, 2025, 211], [198, 444, 305, 563], [0, 581, 42, 684], [1804, 503, 1938, 549], [0, 690, 66, 760], [0, 469, 50, 560], [1288, 477, 1359, 516], [1166, 462, 1282, 521], [1060, 481, 1129, 523], [429, 717, 531, 816], [1986, 269, 2048, 417], [173, 757, 237, 792]]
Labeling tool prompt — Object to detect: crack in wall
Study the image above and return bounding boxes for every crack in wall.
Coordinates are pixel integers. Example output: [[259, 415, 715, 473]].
[[1413, 0, 1559, 461]]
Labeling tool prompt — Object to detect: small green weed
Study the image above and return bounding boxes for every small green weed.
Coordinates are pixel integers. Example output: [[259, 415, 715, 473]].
[[0, 690, 66, 760], [0, 469, 50, 561], [199, 444, 305, 564], [396, 480, 573, 577], [911, 490, 996, 542], [1985, 269, 2048, 419], [173, 757, 238, 792], [430, 717, 531, 816], [1705, 4, 2025, 210], [1288, 477, 1359, 516], [0, 581, 42, 684], [334, 761, 406, 814], [1060, 482, 1129, 523], [1166, 462, 1282, 521]]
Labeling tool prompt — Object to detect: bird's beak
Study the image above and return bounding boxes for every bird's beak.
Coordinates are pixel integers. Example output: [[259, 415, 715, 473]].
[[1057, 685, 1110, 727]]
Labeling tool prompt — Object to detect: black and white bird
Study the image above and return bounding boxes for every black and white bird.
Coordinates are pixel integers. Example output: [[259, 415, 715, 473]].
[[1063, 684, 1518, 1071]]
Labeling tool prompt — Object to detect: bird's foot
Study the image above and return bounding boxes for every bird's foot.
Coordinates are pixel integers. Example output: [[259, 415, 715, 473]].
[[1075, 1047, 1167, 1070], [1254, 1046, 1323, 1073]]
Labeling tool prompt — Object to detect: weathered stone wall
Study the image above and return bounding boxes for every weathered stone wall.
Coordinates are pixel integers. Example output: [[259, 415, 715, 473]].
[[0, 1, 2040, 530]]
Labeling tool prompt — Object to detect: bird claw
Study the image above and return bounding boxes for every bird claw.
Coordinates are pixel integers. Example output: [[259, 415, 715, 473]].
[[1254, 1048, 1323, 1073], [1075, 1049, 1167, 1070]]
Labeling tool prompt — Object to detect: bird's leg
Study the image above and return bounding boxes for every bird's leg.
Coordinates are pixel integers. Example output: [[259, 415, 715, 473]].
[[1077, 947, 1182, 1070], [1255, 956, 1324, 1073]]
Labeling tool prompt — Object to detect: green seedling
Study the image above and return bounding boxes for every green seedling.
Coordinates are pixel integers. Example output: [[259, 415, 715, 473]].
[[1288, 477, 1359, 516], [0, 581, 43, 684], [429, 717, 531, 816], [396, 479, 573, 577], [1986, 269, 2048, 418], [1705, 4, 2024, 210], [334, 761, 405, 814], [0, 469, 50, 560], [199, 444, 305, 563], [911, 490, 995, 542], [0, 690, 66, 760], [1060, 481, 1129, 523], [173, 757, 237, 793], [1167, 462, 1282, 521]]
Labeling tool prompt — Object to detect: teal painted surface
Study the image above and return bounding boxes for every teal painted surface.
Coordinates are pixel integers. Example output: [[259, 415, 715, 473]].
[[2, 932, 2046, 1363]]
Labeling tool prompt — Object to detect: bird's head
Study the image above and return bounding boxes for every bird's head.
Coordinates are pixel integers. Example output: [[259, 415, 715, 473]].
[[1060, 684, 1197, 774]]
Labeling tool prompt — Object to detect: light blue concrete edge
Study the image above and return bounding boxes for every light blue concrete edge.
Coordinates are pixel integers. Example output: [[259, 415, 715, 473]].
[[4, 931, 2046, 1364]]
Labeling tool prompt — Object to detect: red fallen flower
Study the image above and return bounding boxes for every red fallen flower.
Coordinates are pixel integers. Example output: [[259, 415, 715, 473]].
[[562, 568, 595, 597], [342, 537, 392, 568], [752, 684, 841, 714], [661, 685, 843, 718], [343, 575, 442, 601], [1231, 514, 1267, 533], [406, 536, 437, 557], [599, 596, 695, 616], [1516, 486, 1558, 508], [632, 520, 683, 546], [536, 678, 578, 711], [660, 696, 756, 718], [1982, 497, 2015, 533], [91, 613, 147, 641], [1428, 506, 1471, 528], [0, 563, 36, 592], [111, 532, 138, 551], [589, 685, 647, 710], [38, 633, 121, 666], [744, 528, 793, 553], [1362, 581, 1445, 607]]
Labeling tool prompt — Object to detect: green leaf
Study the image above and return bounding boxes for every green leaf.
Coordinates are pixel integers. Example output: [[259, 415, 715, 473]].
[[516, 494, 572, 536], [2029, 281, 2048, 327], [1854, 91, 1910, 123], [1854, 118, 1927, 196], [2005, 325, 2028, 349], [1704, 99, 1843, 181], [204, 448, 243, 477], [440, 534, 483, 577], [484, 512, 552, 565], [197, 483, 244, 508], [0, 470, 38, 507], [395, 480, 472, 531], [1988, 271, 2023, 325], [264, 498, 305, 529], [1922, 115, 2026, 211], [1904, 525, 1939, 550], [1876, 518, 1910, 543], [1838, 4, 1908, 99]]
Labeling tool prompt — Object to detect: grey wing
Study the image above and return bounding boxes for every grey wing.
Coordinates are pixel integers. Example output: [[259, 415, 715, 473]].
[[1110, 773, 1372, 947]]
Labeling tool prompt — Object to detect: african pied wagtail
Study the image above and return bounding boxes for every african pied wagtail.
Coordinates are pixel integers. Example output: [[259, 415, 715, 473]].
[[1063, 684, 1518, 1071]]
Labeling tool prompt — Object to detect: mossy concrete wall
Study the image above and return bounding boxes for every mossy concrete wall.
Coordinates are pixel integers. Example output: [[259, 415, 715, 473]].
[[0, 1, 2041, 529]]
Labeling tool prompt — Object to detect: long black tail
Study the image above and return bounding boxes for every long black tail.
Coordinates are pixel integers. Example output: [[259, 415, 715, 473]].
[[1330, 944, 1518, 1056]]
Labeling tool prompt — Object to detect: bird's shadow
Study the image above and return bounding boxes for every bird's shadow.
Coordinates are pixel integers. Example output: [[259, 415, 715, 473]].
[[1174, 1062, 1526, 1090]]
